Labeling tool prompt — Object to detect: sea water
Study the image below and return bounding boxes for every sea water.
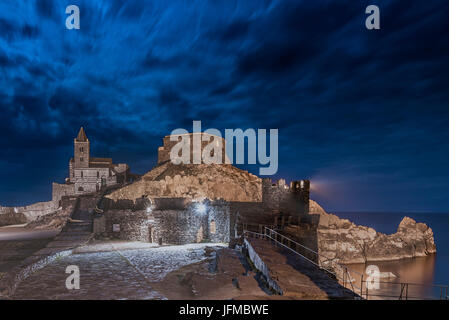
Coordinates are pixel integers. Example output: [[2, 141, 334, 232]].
[[334, 212, 449, 299]]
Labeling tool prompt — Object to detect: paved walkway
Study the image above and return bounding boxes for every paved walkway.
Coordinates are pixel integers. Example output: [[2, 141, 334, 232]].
[[0, 197, 95, 298], [0, 227, 58, 275], [0, 226, 59, 241], [11, 243, 224, 299]]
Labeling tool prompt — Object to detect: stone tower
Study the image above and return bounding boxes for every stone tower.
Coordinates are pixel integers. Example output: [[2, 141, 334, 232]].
[[262, 178, 310, 215], [74, 127, 90, 168], [291, 180, 310, 215]]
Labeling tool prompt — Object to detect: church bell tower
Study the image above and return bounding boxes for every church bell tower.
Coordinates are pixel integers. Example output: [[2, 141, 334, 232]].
[[74, 127, 90, 168]]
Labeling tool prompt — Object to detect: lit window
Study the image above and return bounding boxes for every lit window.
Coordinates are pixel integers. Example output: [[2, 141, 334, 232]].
[[210, 220, 216, 234]]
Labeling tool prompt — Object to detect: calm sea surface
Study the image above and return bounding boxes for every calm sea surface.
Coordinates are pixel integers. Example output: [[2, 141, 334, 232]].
[[333, 212, 449, 299]]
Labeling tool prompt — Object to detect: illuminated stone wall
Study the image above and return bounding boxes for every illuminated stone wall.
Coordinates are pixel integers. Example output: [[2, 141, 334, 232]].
[[94, 198, 231, 244]]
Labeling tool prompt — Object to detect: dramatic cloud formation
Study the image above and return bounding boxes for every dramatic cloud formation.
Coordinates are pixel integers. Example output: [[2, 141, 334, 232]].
[[0, 0, 448, 211]]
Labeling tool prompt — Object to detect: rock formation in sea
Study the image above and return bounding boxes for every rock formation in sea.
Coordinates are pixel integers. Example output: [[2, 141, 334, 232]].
[[284, 200, 437, 264]]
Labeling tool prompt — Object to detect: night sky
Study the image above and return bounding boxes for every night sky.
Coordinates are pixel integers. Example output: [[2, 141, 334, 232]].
[[1, 0, 448, 212]]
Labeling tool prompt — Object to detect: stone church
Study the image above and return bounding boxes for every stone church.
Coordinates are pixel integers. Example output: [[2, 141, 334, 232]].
[[69, 127, 130, 194]]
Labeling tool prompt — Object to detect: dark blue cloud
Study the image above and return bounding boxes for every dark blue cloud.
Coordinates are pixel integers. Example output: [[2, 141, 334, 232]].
[[0, 0, 448, 212]]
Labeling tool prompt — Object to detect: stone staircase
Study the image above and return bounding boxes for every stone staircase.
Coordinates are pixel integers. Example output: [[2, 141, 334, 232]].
[[54, 194, 100, 246], [30, 197, 95, 255]]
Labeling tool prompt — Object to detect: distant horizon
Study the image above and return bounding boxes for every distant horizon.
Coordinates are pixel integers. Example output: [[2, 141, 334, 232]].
[[332, 210, 449, 215]]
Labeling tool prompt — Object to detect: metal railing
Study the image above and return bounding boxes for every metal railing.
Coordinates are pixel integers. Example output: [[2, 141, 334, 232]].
[[361, 281, 448, 300], [243, 227, 449, 300], [243, 228, 363, 298]]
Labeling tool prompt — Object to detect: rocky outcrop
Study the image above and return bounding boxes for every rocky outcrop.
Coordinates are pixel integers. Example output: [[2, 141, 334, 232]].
[[106, 162, 262, 202], [0, 208, 27, 226], [25, 207, 71, 230], [310, 200, 436, 264], [0, 201, 60, 227]]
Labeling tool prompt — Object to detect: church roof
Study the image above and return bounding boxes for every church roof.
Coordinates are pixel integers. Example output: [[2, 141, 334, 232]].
[[90, 157, 113, 163], [89, 158, 113, 168], [76, 127, 88, 142]]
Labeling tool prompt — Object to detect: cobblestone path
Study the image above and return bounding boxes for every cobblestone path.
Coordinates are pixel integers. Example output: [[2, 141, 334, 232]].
[[12, 243, 220, 299]]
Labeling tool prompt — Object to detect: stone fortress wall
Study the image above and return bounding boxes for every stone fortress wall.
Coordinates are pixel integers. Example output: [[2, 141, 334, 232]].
[[52, 182, 76, 205], [262, 178, 310, 218], [94, 197, 231, 244], [101, 169, 310, 244]]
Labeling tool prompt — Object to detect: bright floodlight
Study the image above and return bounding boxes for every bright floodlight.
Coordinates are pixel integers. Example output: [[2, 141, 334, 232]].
[[146, 206, 152, 213], [196, 203, 207, 215]]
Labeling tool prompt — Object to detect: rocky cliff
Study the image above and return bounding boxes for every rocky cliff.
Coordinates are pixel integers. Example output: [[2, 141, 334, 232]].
[[304, 200, 437, 264], [106, 162, 262, 202]]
